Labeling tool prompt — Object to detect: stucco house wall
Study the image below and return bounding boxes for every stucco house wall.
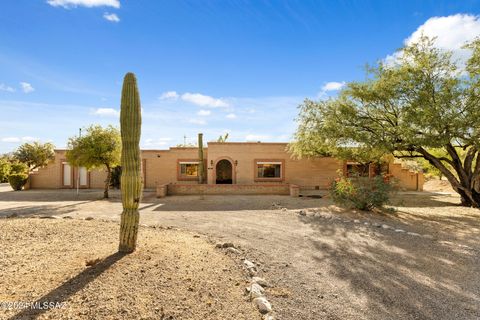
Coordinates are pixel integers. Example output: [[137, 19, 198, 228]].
[[29, 142, 423, 191]]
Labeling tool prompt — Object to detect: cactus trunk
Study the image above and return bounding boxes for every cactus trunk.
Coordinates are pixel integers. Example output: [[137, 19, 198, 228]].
[[118, 72, 142, 253], [198, 133, 204, 184]]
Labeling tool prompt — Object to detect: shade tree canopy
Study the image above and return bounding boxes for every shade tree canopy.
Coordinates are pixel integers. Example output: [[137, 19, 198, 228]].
[[13, 141, 55, 171], [66, 125, 121, 198], [290, 36, 480, 208]]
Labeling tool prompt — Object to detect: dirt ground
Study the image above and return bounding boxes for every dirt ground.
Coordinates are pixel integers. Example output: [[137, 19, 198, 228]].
[[1, 183, 479, 320], [0, 218, 259, 320]]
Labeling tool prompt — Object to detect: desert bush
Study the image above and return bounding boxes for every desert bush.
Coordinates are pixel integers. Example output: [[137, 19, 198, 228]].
[[0, 158, 11, 182], [330, 175, 393, 211], [8, 173, 28, 191]]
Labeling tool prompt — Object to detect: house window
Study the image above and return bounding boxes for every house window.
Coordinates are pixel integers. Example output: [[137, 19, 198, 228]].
[[255, 160, 284, 181], [346, 162, 369, 177], [178, 161, 199, 180]]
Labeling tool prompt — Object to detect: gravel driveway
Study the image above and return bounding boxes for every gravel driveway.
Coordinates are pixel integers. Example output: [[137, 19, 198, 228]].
[[1, 183, 479, 320]]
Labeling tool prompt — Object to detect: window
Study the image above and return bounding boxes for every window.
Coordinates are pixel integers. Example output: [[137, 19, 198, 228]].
[[255, 160, 284, 181], [178, 161, 199, 180]]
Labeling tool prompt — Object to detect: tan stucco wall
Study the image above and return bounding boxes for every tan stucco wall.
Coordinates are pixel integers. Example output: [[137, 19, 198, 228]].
[[30, 144, 422, 192], [206, 142, 343, 188], [30, 150, 109, 189]]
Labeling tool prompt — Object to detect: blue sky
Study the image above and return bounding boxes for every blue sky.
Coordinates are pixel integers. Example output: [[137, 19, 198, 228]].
[[1, 0, 479, 152]]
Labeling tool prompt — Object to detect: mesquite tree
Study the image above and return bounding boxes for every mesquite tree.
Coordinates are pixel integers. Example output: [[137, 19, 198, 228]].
[[118, 72, 143, 253], [66, 125, 120, 198], [290, 36, 480, 207]]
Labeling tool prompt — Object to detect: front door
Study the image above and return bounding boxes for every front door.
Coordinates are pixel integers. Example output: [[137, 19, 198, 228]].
[[215, 159, 232, 184]]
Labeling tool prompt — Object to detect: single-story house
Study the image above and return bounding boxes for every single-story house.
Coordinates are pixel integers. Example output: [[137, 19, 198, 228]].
[[29, 142, 423, 195]]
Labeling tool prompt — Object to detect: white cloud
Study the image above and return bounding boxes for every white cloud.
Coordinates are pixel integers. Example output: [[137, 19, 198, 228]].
[[143, 138, 172, 148], [103, 12, 120, 22], [386, 14, 480, 66], [46, 0, 120, 8], [1, 136, 36, 143], [321, 81, 345, 92], [245, 134, 271, 142], [20, 82, 34, 93], [159, 91, 179, 100], [0, 83, 15, 92], [181, 93, 229, 108], [225, 113, 237, 119], [188, 118, 207, 125], [92, 108, 119, 117], [197, 109, 211, 116]]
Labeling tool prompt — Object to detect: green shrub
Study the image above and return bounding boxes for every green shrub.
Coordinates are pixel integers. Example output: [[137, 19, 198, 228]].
[[10, 162, 29, 175], [330, 175, 393, 211], [0, 158, 10, 182], [8, 173, 28, 191]]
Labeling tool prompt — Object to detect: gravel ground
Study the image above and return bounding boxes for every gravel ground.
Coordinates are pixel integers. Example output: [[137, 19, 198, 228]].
[[1, 183, 479, 319], [0, 218, 259, 320]]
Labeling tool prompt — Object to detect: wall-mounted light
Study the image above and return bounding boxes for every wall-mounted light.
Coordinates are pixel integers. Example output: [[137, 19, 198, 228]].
[[234, 160, 238, 166], [210, 160, 213, 166]]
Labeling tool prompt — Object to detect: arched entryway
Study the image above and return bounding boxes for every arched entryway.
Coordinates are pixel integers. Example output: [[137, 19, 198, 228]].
[[215, 159, 233, 184]]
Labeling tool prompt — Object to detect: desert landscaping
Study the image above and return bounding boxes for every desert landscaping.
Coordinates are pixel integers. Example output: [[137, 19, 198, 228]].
[[2, 2, 480, 319], [1, 182, 479, 319]]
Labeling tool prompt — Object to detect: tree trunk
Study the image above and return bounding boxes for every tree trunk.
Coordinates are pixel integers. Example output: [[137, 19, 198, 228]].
[[104, 164, 111, 199], [417, 147, 480, 208], [118, 208, 139, 253]]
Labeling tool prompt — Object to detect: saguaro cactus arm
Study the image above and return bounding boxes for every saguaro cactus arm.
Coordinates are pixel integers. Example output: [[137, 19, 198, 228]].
[[118, 72, 142, 253]]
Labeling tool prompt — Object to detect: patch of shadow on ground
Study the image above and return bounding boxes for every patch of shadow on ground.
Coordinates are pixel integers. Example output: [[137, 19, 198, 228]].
[[297, 214, 480, 320], [8, 252, 125, 320]]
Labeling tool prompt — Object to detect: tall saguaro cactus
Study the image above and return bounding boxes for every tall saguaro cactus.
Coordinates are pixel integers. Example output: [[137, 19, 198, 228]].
[[118, 72, 142, 253], [198, 133, 205, 184]]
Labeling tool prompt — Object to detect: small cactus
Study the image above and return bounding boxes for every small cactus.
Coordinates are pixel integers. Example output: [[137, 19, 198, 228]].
[[118, 72, 142, 253], [198, 133, 205, 184]]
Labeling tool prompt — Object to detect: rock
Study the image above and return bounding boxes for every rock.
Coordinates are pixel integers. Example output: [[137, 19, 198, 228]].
[[226, 247, 241, 254], [85, 217, 94, 221], [281, 208, 287, 211], [7, 213, 19, 218], [63, 216, 73, 219], [423, 234, 434, 239], [222, 242, 235, 248], [39, 215, 55, 219], [193, 235, 200, 238], [252, 277, 270, 288], [407, 232, 420, 236], [249, 283, 265, 299], [373, 223, 381, 227], [381, 224, 390, 229], [85, 258, 101, 267], [215, 243, 223, 248], [263, 314, 275, 320], [363, 222, 370, 225], [298, 210, 307, 216], [253, 297, 272, 314], [244, 259, 256, 269], [353, 219, 360, 223], [394, 229, 405, 233], [248, 268, 257, 276]]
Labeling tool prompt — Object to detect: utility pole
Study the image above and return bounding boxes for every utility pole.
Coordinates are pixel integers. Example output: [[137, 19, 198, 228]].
[[183, 134, 187, 146], [76, 128, 82, 197]]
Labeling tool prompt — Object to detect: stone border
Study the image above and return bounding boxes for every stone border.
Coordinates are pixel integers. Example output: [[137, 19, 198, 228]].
[[215, 242, 275, 319]]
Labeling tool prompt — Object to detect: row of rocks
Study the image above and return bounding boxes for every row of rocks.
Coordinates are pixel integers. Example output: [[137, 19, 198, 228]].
[[215, 242, 275, 319], [243, 259, 273, 319], [295, 209, 434, 239]]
